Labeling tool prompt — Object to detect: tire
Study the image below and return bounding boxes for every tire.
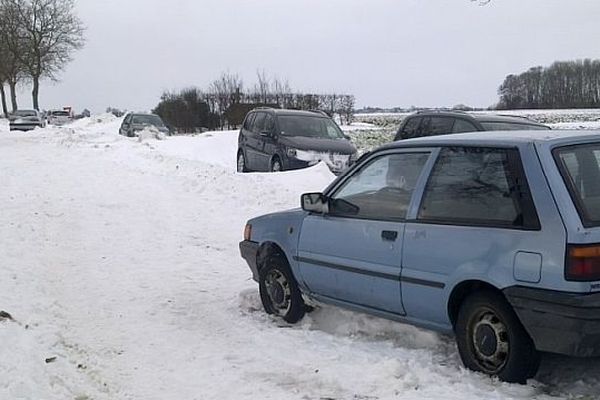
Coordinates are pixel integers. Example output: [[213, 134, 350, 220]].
[[258, 254, 305, 323], [455, 290, 540, 384], [270, 157, 283, 173], [237, 151, 248, 173]]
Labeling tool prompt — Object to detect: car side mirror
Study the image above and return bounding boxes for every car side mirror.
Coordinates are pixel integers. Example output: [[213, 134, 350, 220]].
[[301, 193, 329, 213]]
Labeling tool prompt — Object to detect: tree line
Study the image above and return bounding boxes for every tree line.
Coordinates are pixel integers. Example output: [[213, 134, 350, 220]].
[[0, 0, 85, 116], [497, 59, 600, 109], [153, 71, 356, 133]]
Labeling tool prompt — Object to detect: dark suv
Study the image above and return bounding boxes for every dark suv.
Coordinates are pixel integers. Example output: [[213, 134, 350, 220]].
[[237, 108, 358, 174], [394, 111, 550, 141]]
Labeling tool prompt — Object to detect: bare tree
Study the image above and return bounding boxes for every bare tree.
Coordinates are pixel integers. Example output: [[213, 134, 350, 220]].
[[0, 0, 27, 112], [15, 0, 85, 110]]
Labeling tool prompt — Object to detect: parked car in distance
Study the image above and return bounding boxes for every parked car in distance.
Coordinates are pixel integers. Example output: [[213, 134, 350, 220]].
[[119, 113, 170, 137], [394, 110, 550, 141], [237, 108, 358, 174], [9, 110, 46, 131], [240, 129, 600, 384], [47, 110, 73, 126]]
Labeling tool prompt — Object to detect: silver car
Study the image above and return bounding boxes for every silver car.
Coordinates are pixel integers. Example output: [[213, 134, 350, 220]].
[[9, 110, 46, 131]]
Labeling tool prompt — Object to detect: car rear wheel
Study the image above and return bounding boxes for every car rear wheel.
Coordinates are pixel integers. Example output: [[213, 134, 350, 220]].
[[455, 290, 540, 383], [259, 254, 305, 323], [270, 157, 283, 173], [237, 151, 248, 173]]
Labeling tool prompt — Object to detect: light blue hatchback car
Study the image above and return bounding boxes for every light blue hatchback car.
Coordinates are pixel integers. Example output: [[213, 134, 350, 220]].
[[239, 130, 600, 383]]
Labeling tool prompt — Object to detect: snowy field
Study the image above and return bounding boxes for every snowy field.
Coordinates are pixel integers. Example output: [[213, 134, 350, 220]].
[[1, 113, 600, 399]]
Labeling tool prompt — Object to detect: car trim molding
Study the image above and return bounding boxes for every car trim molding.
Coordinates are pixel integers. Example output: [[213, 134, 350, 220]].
[[294, 256, 445, 289]]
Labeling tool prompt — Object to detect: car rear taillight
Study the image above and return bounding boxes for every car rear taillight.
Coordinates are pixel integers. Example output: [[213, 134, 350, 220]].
[[243, 224, 252, 241], [566, 244, 600, 281]]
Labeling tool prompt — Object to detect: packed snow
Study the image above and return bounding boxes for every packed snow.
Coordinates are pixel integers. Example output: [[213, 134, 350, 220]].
[[1, 112, 600, 399]]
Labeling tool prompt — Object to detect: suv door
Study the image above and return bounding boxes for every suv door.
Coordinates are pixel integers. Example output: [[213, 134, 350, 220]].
[[401, 146, 555, 327], [297, 150, 432, 314], [257, 113, 277, 169], [246, 112, 266, 171]]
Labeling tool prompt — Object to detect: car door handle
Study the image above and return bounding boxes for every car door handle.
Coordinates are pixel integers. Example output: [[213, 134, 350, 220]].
[[381, 230, 398, 242]]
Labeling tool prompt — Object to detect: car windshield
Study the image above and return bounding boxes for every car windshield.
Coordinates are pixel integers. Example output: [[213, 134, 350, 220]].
[[278, 115, 345, 139], [14, 110, 37, 117], [555, 142, 600, 227], [480, 121, 550, 131], [51, 111, 70, 117], [131, 115, 165, 127]]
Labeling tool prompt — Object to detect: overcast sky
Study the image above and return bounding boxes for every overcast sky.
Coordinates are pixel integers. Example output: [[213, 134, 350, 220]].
[[17, 0, 600, 113]]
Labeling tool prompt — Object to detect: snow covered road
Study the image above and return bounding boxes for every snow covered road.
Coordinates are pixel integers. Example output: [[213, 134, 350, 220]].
[[1, 116, 600, 399]]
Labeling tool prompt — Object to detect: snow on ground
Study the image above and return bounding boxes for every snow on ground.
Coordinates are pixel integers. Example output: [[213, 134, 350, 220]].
[[2, 114, 600, 399]]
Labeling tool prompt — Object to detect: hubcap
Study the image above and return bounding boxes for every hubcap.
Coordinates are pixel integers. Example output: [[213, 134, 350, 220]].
[[264, 269, 291, 315], [471, 310, 509, 373]]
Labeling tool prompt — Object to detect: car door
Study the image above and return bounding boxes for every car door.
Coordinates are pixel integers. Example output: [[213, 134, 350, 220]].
[[246, 112, 266, 170], [297, 150, 432, 314], [401, 146, 552, 327], [257, 113, 276, 168]]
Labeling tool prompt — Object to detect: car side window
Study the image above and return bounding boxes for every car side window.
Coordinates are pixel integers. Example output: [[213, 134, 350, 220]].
[[453, 119, 478, 133], [252, 113, 266, 133], [243, 113, 255, 130], [397, 117, 421, 140], [418, 147, 538, 229], [428, 117, 455, 135], [330, 152, 430, 221], [264, 114, 275, 134]]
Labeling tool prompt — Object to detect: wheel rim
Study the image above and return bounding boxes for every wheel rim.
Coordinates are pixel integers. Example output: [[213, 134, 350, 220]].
[[271, 160, 281, 172], [237, 153, 245, 172], [264, 269, 291, 315], [470, 309, 510, 374]]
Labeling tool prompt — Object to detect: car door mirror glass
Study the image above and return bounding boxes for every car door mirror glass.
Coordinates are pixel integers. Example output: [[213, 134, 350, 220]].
[[301, 193, 329, 213]]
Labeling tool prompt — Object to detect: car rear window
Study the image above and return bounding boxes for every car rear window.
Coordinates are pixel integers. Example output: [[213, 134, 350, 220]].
[[554, 143, 600, 227], [480, 122, 549, 131]]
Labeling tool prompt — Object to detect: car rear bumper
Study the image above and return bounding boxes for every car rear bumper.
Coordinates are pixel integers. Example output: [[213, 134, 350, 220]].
[[10, 124, 40, 131], [504, 286, 600, 357], [239, 240, 260, 281]]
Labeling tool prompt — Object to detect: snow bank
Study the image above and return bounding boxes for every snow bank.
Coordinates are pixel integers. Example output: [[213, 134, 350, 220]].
[[2, 113, 600, 399]]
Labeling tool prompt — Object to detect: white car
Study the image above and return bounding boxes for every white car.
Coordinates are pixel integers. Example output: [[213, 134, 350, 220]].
[[9, 110, 46, 131], [47, 110, 72, 126]]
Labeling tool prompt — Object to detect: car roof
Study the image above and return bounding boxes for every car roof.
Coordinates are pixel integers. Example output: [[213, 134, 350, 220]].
[[251, 108, 329, 118], [382, 130, 600, 150], [407, 111, 547, 127]]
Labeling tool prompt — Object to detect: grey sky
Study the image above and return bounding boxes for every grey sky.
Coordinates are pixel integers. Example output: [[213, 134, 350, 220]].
[[18, 0, 600, 113]]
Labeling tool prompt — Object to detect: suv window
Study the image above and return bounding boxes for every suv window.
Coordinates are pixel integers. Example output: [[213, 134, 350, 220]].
[[421, 117, 455, 136], [330, 152, 430, 220], [252, 112, 266, 133], [397, 117, 422, 140], [264, 114, 275, 133], [243, 113, 255, 130], [453, 119, 478, 133], [418, 147, 539, 229]]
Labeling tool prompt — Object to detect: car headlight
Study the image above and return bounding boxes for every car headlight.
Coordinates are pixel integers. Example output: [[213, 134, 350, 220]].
[[287, 148, 298, 157]]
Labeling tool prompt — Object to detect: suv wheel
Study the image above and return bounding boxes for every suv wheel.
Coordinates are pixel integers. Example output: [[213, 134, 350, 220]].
[[237, 151, 248, 173], [270, 157, 283, 173], [258, 254, 305, 323], [455, 290, 540, 383]]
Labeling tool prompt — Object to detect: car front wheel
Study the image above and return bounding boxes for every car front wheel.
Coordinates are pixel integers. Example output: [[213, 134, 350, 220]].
[[259, 254, 305, 323], [270, 157, 283, 173], [455, 290, 540, 383]]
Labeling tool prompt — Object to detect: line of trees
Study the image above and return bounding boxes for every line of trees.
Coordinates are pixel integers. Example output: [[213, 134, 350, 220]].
[[0, 0, 85, 116], [497, 59, 600, 109], [154, 71, 356, 133]]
